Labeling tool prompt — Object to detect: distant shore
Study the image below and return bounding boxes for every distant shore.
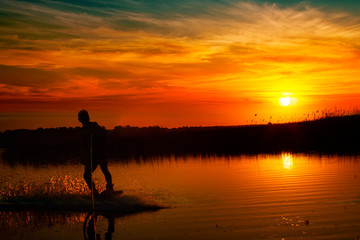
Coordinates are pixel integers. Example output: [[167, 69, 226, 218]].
[[1, 115, 359, 165]]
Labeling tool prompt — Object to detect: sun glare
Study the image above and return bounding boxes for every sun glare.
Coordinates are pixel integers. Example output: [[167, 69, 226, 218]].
[[279, 96, 291, 106], [279, 94, 298, 107]]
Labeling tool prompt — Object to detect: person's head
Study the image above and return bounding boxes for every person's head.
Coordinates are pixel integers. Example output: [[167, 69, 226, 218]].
[[78, 110, 90, 124]]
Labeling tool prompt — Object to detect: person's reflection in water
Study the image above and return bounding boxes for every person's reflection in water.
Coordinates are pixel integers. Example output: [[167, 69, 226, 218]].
[[83, 212, 115, 240], [84, 213, 99, 240], [105, 216, 115, 240]]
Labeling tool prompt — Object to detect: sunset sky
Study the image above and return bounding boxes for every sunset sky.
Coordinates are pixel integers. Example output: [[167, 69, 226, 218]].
[[1, 0, 360, 131]]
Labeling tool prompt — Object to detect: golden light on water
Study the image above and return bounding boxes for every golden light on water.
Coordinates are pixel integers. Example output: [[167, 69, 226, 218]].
[[282, 153, 294, 169], [2, 155, 360, 239]]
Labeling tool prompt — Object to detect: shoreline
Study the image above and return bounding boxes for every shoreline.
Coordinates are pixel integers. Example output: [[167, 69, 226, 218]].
[[1, 115, 360, 164]]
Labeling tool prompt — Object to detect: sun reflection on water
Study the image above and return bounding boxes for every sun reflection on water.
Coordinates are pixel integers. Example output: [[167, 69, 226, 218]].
[[282, 153, 293, 169]]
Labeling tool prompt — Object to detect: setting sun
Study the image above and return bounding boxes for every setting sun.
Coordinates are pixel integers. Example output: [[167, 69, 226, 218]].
[[279, 96, 291, 106], [279, 94, 298, 107]]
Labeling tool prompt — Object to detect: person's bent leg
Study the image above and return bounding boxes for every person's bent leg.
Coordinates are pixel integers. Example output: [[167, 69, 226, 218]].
[[84, 164, 99, 196], [100, 160, 113, 191]]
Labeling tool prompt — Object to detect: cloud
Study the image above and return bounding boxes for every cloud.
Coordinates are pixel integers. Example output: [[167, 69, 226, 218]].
[[0, 65, 66, 87], [2, 1, 359, 54], [0, 0, 360, 117]]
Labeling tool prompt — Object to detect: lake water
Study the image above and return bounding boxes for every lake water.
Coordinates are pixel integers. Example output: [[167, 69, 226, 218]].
[[1, 153, 360, 240]]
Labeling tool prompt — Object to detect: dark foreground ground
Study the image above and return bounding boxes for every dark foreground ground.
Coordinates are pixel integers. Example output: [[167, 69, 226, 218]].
[[1, 115, 359, 164]]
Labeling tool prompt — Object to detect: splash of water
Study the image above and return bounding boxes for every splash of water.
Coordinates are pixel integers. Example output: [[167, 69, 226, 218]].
[[0, 175, 89, 201]]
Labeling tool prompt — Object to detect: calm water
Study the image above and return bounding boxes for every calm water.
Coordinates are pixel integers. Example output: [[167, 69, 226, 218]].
[[1, 153, 360, 240]]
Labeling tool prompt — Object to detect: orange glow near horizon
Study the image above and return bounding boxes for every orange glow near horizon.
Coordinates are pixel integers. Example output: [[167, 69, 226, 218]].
[[0, 1, 360, 130]]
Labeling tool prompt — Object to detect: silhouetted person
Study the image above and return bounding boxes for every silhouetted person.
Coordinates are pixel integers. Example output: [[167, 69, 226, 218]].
[[78, 110, 114, 197]]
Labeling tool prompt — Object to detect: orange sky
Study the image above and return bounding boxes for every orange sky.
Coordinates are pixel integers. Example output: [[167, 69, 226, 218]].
[[1, 1, 360, 130]]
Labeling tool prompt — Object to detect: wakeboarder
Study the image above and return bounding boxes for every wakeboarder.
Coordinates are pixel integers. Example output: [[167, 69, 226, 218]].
[[78, 110, 115, 197]]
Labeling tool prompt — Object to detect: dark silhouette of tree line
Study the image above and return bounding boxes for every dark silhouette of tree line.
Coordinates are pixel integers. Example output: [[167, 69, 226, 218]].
[[1, 115, 359, 165]]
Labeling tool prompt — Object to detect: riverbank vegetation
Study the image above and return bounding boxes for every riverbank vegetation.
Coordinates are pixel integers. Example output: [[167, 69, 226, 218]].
[[1, 115, 359, 165]]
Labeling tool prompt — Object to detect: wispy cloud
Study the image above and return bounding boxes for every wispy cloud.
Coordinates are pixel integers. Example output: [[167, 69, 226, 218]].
[[1, 0, 360, 127]]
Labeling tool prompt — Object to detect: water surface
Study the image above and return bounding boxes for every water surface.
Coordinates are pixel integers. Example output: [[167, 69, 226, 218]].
[[1, 153, 360, 239]]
